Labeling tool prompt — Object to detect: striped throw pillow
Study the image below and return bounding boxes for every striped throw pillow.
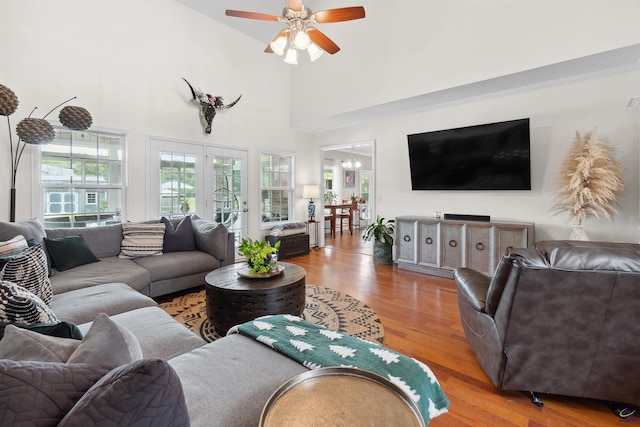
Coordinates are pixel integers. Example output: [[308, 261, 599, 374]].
[[0, 235, 28, 257], [0, 280, 57, 325], [119, 223, 166, 259], [0, 245, 52, 307]]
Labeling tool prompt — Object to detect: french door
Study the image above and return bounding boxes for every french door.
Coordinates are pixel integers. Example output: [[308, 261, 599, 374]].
[[147, 138, 248, 258], [206, 146, 248, 254]]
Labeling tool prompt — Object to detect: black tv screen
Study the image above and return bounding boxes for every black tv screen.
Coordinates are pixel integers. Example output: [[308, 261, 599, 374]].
[[407, 118, 531, 190]]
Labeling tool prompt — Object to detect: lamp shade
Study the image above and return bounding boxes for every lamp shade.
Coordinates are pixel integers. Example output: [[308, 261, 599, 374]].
[[302, 185, 320, 199], [0, 84, 19, 116], [16, 118, 55, 145], [59, 105, 92, 130]]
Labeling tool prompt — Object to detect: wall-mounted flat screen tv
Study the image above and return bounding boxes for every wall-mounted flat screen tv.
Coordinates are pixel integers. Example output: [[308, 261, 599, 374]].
[[407, 118, 531, 190]]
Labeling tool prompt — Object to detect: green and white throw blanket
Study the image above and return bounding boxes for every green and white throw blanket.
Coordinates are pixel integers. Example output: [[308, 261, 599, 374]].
[[228, 314, 450, 425]]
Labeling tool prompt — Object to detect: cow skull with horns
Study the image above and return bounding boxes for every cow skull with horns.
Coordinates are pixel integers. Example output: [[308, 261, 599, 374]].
[[183, 78, 241, 134]]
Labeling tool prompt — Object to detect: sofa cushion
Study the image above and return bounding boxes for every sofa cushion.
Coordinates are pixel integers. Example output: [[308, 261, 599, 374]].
[[192, 216, 228, 261], [51, 282, 158, 325], [169, 334, 307, 427], [0, 324, 81, 362], [49, 257, 151, 295], [119, 223, 166, 259], [0, 218, 46, 246], [0, 359, 111, 427], [0, 235, 28, 257], [0, 280, 57, 325], [133, 250, 217, 282], [161, 216, 196, 253], [0, 244, 52, 306], [46, 223, 124, 259], [68, 313, 143, 366], [44, 235, 100, 272], [58, 358, 190, 427]]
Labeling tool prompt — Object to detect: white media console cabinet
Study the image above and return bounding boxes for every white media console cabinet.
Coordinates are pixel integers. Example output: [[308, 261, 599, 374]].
[[395, 216, 534, 278]]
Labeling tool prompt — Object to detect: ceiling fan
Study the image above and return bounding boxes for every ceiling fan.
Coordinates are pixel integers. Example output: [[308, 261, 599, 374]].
[[225, 0, 365, 64]]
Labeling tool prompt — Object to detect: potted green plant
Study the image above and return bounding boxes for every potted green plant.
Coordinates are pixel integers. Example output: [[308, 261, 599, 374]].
[[362, 215, 395, 265], [238, 238, 281, 274]]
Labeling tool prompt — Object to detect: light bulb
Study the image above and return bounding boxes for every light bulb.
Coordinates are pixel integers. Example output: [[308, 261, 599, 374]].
[[307, 43, 323, 61], [284, 47, 298, 65], [294, 30, 311, 50], [270, 36, 287, 56]]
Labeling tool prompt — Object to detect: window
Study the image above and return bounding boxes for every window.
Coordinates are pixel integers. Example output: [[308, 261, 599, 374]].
[[260, 153, 293, 224], [40, 128, 125, 228], [159, 152, 196, 218]]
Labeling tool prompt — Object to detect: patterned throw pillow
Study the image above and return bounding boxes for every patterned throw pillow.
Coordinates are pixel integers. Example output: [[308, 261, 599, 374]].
[[0, 245, 52, 306], [0, 235, 28, 257], [0, 280, 58, 325], [119, 223, 166, 259]]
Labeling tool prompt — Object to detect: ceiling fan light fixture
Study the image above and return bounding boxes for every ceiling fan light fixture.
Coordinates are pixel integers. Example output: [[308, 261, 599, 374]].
[[307, 43, 324, 61], [284, 47, 298, 65], [293, 28, 311, 49], [270, 35, 287, 56]]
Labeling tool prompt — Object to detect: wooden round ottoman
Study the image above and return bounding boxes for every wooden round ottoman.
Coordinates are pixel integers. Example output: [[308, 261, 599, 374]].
[[204, 262, 306, 335]]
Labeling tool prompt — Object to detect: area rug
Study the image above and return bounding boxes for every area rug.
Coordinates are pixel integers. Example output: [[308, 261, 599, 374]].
[[158, 284, 384, 344]]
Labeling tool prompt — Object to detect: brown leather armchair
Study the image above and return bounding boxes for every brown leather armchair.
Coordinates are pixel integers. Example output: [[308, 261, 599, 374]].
[[454, 240, 640, 406]]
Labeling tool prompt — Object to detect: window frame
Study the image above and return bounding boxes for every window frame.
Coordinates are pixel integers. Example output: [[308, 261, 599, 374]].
[[259, 151, 294, 228], [33, 126, 128, 227]]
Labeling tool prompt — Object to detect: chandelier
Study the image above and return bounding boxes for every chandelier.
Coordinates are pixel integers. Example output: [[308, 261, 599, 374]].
[[341, 146, 362, 169]]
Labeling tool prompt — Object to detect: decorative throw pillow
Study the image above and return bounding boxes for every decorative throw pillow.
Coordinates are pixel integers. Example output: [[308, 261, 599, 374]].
[[0, 280, 57, 325], [58, 358, 190, 427], [119, 223, 165, 259], [0, 359, 111, 427], [161, 216, 196, 253], [192, 216, 229, 261], [67, 313, 143, 366], [44, 235, 100, 272], [0, 320, 83, 340], [0, 324, 81, 362], [0, 235, 28, 257], [0, 244, 52, 306]]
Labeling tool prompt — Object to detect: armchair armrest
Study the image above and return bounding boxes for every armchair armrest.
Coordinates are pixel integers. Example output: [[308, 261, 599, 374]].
[[453, 268, 490, 312]]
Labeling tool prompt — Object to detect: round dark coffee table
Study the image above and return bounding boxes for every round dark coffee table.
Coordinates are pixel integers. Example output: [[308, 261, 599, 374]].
[[205, 262, 306, 335]]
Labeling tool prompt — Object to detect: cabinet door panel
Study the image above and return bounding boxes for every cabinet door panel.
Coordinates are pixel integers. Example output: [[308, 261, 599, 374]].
[[397, 219, 418, 263], [467, 225, 491, 275], [419, 222, 439, 267], [493, 226, 529, 265], [441, 223, 464, 271]]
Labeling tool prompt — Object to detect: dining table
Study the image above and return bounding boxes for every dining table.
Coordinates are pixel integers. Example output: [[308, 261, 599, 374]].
[[325, 202, 357, 237]]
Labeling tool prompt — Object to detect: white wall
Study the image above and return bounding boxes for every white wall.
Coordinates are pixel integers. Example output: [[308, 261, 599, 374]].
[[298, 70, 640, 242], [290, 0, 640, 125], [1, 0, 293, 235]]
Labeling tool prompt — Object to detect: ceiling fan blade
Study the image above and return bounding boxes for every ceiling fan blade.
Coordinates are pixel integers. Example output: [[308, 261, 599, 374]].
[[308, 28, 340, 55], [225, 10, 280, 21], [313, 6, 365, 23], [286, 0, 303, 11]]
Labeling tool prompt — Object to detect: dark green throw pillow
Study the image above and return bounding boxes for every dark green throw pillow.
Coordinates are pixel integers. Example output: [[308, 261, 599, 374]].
[[0, 321, 83, 340], [44, 235, 100, 272]]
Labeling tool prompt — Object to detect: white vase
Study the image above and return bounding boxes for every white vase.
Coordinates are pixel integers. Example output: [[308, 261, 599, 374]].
[[570, 224, 589, 241]]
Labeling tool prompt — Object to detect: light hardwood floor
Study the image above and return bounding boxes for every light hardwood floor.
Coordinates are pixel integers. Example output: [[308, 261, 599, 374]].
[[284, 229, 626, 427]]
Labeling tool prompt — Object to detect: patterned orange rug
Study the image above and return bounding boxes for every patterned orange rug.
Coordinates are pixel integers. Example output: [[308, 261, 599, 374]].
[[158, 284, 384, 344]]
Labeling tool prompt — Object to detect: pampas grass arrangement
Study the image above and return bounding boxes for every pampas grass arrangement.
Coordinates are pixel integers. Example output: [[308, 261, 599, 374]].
[[554, 130, 623, 239]]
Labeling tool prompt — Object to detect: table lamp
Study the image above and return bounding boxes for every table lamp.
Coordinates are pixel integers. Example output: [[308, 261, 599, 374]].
[[302, 185, 320, 222]]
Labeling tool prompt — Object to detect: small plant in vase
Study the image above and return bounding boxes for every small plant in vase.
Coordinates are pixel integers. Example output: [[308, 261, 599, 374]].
[[238, 238, 281, 274], [362, 215, 395, 265]]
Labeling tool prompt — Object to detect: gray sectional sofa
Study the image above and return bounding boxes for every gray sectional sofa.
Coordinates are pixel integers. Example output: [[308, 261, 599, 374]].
[[0, 218, 309, 426]]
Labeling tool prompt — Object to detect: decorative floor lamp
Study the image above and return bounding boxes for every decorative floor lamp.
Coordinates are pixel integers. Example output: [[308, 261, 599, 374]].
[[1, 83, 92, 222]]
